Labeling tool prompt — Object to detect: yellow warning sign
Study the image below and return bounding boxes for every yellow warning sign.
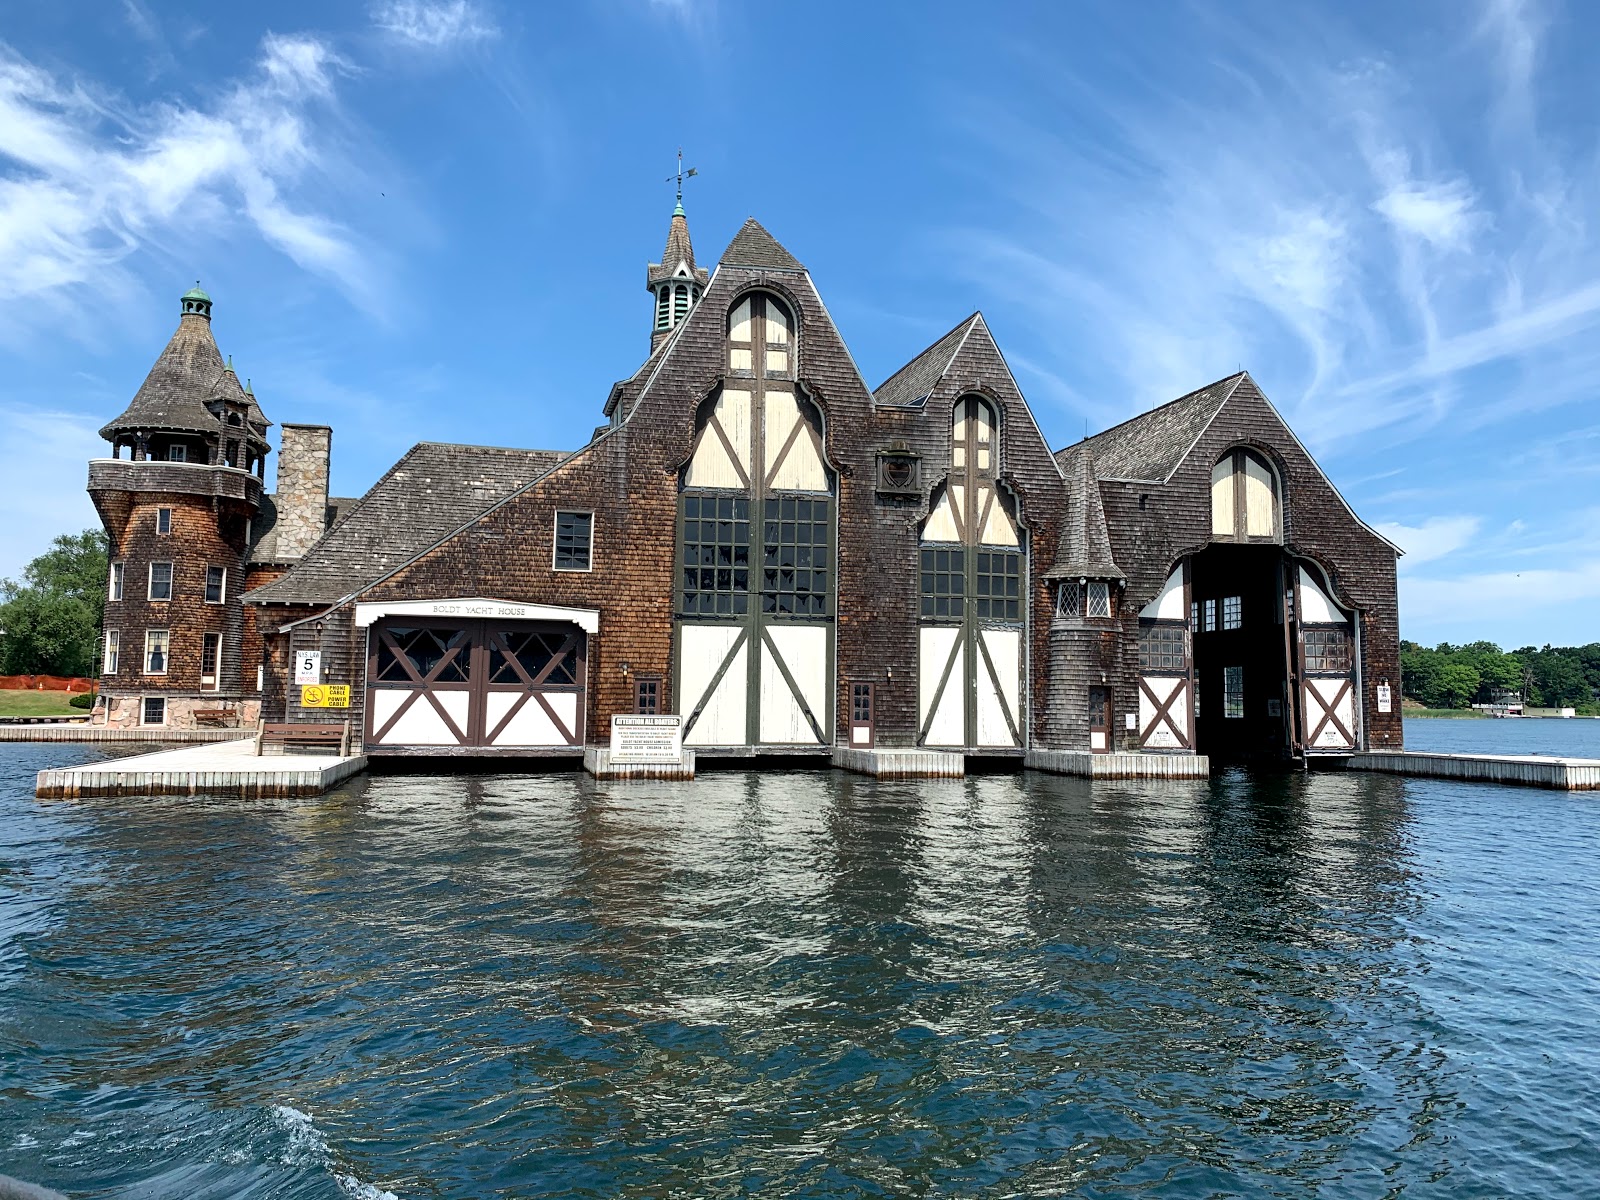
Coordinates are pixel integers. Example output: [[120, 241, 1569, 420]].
[[300, 684, 350, 708]]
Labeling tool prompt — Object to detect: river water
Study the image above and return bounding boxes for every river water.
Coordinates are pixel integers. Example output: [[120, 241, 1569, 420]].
[[2, 722, 1597, 1198]]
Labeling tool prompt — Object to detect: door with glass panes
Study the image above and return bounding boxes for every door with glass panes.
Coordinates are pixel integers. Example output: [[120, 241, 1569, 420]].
[[674, 291, 836, 748], [917, 396, 1025, 749]]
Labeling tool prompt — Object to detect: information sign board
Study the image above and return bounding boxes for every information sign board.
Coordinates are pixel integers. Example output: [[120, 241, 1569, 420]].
[[1377, 683, 1392, 714], [610, 714, 683, 764], [301, 684, 350, 709], [294, 650, 322, 685]]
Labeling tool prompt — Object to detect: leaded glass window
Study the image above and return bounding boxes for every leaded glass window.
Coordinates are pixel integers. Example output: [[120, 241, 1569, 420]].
[[1139, 625, 1187, 673], [682, 494, 751, 616], [920, 547, 965, 619], [975, 550, 1021, 620], [1087, 580, 1111, 618], [761, 496, 829, 616], [1056, 581, 1080, 619]]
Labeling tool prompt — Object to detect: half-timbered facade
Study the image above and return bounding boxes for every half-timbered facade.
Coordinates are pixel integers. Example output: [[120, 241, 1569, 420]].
[[89, 203, 1403, 766]]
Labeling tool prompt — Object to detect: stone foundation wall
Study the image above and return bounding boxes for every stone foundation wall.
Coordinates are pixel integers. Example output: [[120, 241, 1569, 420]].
[[99, 694, 261, 731]]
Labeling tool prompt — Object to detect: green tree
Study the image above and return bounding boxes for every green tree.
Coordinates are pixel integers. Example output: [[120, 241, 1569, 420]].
[[0, 529, 109, 676], [1433, 661, 1481, 709]]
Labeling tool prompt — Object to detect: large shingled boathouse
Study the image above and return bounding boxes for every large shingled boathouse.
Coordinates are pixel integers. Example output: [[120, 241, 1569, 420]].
[[87, 203, 1403, 774]]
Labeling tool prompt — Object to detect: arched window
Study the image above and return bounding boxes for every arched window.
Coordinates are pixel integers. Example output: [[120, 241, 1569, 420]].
[[1211, 448, 1280, 541], [952, 395, 998, 476], [673, 284, 690, 325], [728, 292, 794, 379], [655, 287, 671, 331]]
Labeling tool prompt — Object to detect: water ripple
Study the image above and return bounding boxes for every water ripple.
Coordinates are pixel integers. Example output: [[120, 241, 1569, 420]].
[[1, 739, 1597, 1197]]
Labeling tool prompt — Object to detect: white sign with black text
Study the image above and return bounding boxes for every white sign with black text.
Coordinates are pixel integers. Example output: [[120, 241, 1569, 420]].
[[1377, 683, 1392, 714], [610, 715, 684, 764], [294, 650, 322, 686]]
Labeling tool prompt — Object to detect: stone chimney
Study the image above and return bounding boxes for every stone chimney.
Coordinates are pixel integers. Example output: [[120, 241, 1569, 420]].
[[274, 424, 332, 559]]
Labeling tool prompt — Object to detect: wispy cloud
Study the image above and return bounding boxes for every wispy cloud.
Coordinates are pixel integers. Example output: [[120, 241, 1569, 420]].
[[0, 32, 384, 335], [371, 0, 498, 50], [1375, 516, 1482, 568]]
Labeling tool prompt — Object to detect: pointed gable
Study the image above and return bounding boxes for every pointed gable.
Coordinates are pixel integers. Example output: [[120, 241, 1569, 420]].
[[721, 218, 803, 272], [874, 315, 979, 409], [1047, 445, 1124, 580]]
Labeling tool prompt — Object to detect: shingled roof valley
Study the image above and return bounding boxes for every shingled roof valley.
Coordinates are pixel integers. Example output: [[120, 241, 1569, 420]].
[[243, 442, 565, 606], [1060, 373, 1245, 482]]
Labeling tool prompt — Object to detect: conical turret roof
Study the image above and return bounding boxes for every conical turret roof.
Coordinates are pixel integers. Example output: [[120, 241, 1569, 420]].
[[1046, 444, 1124, 580], [100, 290, 271, 448]]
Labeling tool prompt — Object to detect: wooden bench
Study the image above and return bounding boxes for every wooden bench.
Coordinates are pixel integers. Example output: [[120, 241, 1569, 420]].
[[193, 708, 237, 728], [256, 721, 351, 757]]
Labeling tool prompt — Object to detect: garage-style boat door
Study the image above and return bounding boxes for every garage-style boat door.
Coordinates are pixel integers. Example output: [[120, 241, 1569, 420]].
[[366, 617, 586, 752]]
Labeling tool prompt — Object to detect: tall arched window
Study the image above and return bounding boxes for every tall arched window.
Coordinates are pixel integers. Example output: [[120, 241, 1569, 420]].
[[1211, 448, 1281, 541], [673, 283, 690, 325], [728, 292, 794, 379], [655, 287, 671, 331]]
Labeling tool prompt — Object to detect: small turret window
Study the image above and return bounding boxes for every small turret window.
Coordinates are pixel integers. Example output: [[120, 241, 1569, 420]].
[[673, 284, 690, 325], [656, 287, 671, 331]]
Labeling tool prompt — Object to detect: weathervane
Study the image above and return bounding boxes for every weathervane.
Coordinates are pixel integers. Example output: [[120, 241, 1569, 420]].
[[667, 147, 698, 207]]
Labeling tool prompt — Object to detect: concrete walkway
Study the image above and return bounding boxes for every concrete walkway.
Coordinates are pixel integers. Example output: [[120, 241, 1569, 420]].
[[35, 737, 367, 799], [1348, 750, 1600, 790]]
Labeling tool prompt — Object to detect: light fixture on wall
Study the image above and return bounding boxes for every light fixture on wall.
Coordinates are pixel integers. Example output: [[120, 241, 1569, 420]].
[[619, 660, 630, 676]]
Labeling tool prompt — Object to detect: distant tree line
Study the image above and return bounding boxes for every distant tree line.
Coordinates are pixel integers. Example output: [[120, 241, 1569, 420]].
[[0, 531, 108, 677], [1402, 640, 1600, 713]]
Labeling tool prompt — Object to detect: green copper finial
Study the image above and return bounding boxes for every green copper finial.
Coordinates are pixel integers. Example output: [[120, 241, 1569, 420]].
[[226, 354, 234, 372], [245, 377, 254, 396], [666, 147, 697, 210]]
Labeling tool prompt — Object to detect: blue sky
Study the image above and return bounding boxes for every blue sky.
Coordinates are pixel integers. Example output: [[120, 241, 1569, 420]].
[[0, 0, 1596, 649]]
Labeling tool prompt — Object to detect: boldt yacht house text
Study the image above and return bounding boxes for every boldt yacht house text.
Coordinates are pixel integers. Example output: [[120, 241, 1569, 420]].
[[83, 202, 1402, 774]]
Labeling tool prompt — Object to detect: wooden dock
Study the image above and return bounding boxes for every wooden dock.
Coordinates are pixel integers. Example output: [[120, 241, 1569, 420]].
[[35, 737, 368, 798], [1348, 750, 1600, 790], [832, 747, 967, 779], [1025, 749, 1211, 780], [0, 725, 243, 743]]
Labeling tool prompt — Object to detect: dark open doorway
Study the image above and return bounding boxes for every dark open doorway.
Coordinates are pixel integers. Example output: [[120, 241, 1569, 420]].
[[1190, 544, 1293, 764]]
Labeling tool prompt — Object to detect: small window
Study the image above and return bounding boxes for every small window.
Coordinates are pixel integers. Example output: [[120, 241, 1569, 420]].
[[1304, 628, 1351, 674], [201, 632, 221, 691], [1139, 625, 1187, 673], [168, 445, 187, 462], [205, 565, 226, 604], [553, 511, 593, 571], [1224, 666, 1244, 718], [156, 507, 172, 534], [144, 629, 169, 675], [1203, 598, 1216, 632], [634, 676, 660, 715], [1056, 581, 1080, 619], [148, 562, 173, 601], [1222, 595, 1242, 630], [1087, 581, 1111, 618], [103, 630, 119, 675], [141, 696, 166, 727], [1189, 600, 1199, 633], [109, 562, 124, 602]]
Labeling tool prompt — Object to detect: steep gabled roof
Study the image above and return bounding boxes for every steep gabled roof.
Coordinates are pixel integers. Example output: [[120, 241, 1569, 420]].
[[243, 443, 564, 606], [1061, 373, 1245, 482], [873, 314, 980, 409], [721, 218, 803, 271], [1047, 444, 1124, 580]]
